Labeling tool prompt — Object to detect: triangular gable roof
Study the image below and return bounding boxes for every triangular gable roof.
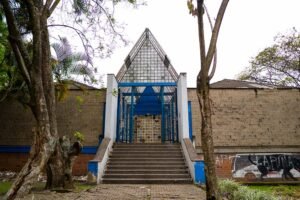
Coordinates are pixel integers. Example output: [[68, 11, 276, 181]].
[[116, 28, 178, 83]]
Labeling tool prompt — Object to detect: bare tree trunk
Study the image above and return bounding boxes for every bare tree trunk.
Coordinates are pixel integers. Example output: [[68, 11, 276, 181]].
[[194, 0, 230, 199], [197, 78, 219, 200]]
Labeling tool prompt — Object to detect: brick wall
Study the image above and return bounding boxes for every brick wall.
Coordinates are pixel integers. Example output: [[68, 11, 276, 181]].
[[187, 88, 300, 149], [0, 89, 106, 146], [0, 153, 95, 176]]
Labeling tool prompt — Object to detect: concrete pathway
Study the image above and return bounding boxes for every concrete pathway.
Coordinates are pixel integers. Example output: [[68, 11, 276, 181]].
[[17, 184, 206, 200]]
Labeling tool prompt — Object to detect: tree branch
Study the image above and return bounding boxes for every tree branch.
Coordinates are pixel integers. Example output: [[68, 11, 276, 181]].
[[1, 0, 32, 86], [48, 0, 61, 17], [206, 0, 229, 70], [203, 4, 217, 80], [196, 0, 206, 81]]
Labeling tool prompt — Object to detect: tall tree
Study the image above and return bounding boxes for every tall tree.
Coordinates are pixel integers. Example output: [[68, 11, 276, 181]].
[[238, 28, 300, 87], [188, 0, 229, 199], [0, 1, 139, 199]]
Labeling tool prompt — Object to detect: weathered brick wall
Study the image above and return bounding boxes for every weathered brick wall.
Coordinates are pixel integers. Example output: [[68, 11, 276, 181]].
[[0, 153, 95, 175], [187, 88, 300, 149], [0, 89, 106, 146]]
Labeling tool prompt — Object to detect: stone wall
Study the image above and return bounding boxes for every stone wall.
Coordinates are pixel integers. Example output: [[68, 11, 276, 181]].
[[0, 89, 106, 146], [187, 88, 300, 151]]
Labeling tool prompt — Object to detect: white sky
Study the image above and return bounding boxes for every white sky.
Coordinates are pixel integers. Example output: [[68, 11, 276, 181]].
[[96, 0, 300, 87]]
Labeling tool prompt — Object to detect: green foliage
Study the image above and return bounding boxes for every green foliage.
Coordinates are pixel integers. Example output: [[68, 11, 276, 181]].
[[218, 179, 240, 199], [218, 180, 278, 200], [75, 95, 84, 112], [112, 88, 118, 97], [0, 182, 12, 195], [249, 185, 300, 199], [51, 37, 96, 85], [238, 28, 300, 87], [74, 131, 85, 142]]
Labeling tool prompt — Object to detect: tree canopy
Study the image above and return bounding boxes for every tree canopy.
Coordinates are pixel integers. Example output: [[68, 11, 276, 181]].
[[0, 0, 142, 199], [238, 28, 300, 87]]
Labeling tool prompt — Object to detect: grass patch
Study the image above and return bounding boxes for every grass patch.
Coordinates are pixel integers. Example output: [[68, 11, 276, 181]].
[[248, 185, 300, 199], [0, 181, 12, 195], [74, 182, 95, 192]]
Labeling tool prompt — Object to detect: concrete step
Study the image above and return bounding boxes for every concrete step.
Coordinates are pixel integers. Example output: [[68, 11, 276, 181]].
[[113, 145, 181, 149], [103, 143, 191, 184], [110, 154, 183, 158], [114, 143, 180, 147], [107, 161, 185, 165], [103, 174, 190, 179], [108, 158, 185, 162], [106, 165, 188, 170], [102, 178, 192, 184], [112, 150, 182, 154], [111, 151, 183, 156], [105, 169, 189, 174]]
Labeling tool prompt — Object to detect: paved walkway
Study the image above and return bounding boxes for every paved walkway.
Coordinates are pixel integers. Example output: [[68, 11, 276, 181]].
[[17, 184, 206, 200]]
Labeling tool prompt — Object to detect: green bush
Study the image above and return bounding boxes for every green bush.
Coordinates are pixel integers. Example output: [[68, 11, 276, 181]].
[[218, 179, 278, 200]]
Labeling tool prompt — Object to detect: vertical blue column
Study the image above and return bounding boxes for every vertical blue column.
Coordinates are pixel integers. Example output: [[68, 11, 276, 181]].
[[171, 97, 175, 143], [160, 86, 165, 143], [116, 89, 121, 142], [175, 89, 179, 142], [129, 86, 134, 143], [125, 104, 129, 143], [188, 101, 193, 141], [121, 97, 125, 142]]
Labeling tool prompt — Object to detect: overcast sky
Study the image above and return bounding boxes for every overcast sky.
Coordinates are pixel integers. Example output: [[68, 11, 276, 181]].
[[96, 0, 300, 87]]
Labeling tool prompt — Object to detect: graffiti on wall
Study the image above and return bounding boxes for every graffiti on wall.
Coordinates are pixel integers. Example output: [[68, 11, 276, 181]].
[[232, 154, 300, 181]]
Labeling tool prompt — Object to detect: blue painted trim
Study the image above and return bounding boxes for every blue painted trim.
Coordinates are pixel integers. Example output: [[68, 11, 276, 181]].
[[129, 86, 134, 143], [119, 82, 176, 87], [194, 161, 206, 184], [188, 101, 193, 141], [0, 145, 98, 154], [116, 89, 121, 142], [175, 89, 179, 142], [87, 161, 98, 176], [121, 97, 125, 142], [0, 146, 31, 153], [81, 146, 98, 154], [171, 97, 175, 143], [125, 104, 129, 142], [122, 92, 174, 96], [161, 86, 165, 143]]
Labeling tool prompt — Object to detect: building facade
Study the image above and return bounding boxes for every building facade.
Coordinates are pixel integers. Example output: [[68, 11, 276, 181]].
[[0, 29, 299, 182]]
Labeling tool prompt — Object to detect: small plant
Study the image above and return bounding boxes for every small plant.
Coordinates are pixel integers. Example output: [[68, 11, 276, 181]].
[[218, 179, 278, 200], [74, 131, 85, 142], [112, 88, 118, 97], [218, 179, 239, 199], [75, 95, 84, 112]]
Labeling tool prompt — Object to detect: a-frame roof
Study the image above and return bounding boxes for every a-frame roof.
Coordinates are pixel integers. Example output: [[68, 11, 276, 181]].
[[116, 28, 178, 83]]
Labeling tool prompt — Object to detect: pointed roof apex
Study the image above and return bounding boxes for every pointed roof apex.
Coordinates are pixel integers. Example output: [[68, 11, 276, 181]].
[[116, 28, 178, 82]]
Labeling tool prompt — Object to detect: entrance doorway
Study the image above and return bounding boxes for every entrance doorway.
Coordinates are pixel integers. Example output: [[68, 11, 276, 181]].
[[116, 84, 178, 144]]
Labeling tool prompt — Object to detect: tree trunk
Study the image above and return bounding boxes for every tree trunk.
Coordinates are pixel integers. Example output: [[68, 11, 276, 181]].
[[194, 1, 229, 199], [197, 78, 219, 200]]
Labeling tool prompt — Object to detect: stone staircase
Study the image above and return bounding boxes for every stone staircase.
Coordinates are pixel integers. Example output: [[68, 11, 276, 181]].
[[102, 143, 192, 184]]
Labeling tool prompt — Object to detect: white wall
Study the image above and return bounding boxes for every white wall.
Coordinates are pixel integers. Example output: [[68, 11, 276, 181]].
[[104, 74, 118, 142], [177, 73, 189, 141]]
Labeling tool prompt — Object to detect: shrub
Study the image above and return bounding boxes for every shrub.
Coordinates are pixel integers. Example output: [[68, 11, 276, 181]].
[[218, 179, 278, 200]]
